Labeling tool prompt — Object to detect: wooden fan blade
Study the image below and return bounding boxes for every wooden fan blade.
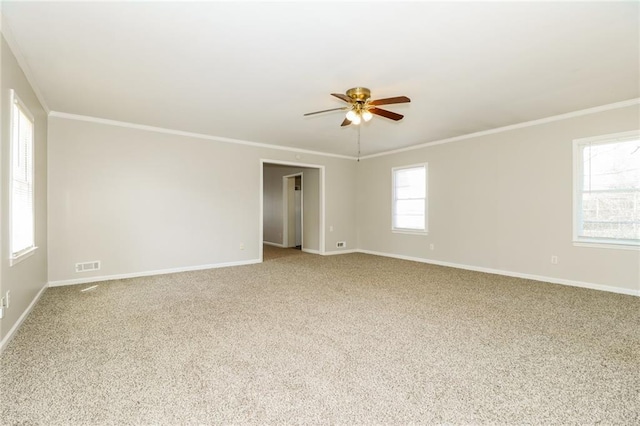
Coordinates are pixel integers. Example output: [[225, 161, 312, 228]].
[[369, 96, 411, 106], [331, 93, 353, 103], [304, 107, 347, 116], [370, 107, 404, 121], [340, 118, 352, 127]]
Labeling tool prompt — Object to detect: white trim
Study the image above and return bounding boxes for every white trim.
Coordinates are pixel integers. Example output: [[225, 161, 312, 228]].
[[301, 248, 320, 255], [263, 241, 286, 248], [48, 259, 260, 287], [356, 249, 640, 297], [11, 89, 35, 122], [260, 159, 326, 255], [574, 129, 640, 145], [321, 249, 358, 256], [391, 230, 429, 236], [361, 98, 640, 160], [282, 176, 288, 248], [0, 282, 48, 355], [259, 161, 264, 262], [9, 246, 37, 266], [0, 14, 51, 113], [50, 111, 356, 160], [283, 172, 303, 249], [573, 241, 640, 251]]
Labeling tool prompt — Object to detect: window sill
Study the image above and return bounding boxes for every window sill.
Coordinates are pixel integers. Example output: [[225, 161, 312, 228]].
[[10, 246, 38, 266], [573, 241, 639, 251], [392, 229, 429, 236]]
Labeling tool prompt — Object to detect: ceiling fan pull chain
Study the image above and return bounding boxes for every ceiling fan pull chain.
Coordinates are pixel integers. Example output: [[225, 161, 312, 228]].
[[357, 125, 361, 162]]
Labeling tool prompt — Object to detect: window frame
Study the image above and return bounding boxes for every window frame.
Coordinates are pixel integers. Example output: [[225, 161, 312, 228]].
[[391, 163, 428, 235], [572, 130, 640, 250], [9, 90, 38, 266]]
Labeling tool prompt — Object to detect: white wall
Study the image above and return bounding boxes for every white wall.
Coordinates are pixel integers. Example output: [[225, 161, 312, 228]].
[[357, 105, 640, 294], [263, 165, 286, 245], [0, 35, 48, 347], [48, 104, 639, 294], [301, 168, 320, 251], [47, 117, 357, 284]]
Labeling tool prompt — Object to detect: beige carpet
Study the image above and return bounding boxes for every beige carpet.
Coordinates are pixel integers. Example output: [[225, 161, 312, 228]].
[[1, 246, 639, 424]]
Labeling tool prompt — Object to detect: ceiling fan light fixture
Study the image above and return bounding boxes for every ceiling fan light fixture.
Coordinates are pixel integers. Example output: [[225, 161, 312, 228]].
[[362, 110, 373, 122], [347, 110, 360, 125]]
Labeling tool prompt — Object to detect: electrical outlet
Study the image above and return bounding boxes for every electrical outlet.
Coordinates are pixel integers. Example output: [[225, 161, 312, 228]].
[[0, 292, 6, 319], [429, 244, 435, 250], [336, 241, 346, 248], [239, 243, 245, 250], [551, 256, 558, 264], [329, 225, 334, 232]]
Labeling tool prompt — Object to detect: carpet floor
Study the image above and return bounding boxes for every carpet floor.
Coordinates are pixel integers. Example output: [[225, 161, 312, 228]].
[[1, 246, 639, 424]]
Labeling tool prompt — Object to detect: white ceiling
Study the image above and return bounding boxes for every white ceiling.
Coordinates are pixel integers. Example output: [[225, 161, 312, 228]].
[[2, 1, 638, 157]]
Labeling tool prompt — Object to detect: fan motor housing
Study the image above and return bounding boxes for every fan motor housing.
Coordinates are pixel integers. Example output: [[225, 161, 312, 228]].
[[346, 87, 371, 102]]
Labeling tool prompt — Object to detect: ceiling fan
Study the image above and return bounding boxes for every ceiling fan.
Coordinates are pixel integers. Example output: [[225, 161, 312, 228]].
[[304, 87, 410, 126]]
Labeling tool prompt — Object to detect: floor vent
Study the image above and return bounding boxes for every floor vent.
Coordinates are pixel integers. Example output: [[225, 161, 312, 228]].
[[75, 261, 101, 273]]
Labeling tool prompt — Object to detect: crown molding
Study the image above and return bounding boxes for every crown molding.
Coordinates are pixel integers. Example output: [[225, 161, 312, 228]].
[[48, 111, 358, 160], [0, 11, 51, 114], [361, 98, 640, 160], [49, 97, 640, 162]]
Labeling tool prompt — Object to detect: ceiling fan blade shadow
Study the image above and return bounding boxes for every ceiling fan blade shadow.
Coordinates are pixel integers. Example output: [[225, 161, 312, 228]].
[[369, 96, 411, 106], [370, 107, 404, 121], [340, 118, 352, 127], [304, 107, 348, 116], [331, 93, 353, 103]]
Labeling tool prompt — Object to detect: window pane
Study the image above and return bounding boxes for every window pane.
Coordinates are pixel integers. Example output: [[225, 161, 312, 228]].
[[394, 214, 425, 230], [580, 191, 640, 240], [577, 135, 640, 244], [11, 97, 35, 256], [395, 199, 424, 216], [396, 184, 425, 199], [395, 167, 425, 199], [393, 165, 427, 231], [582, 139, 640, 191]]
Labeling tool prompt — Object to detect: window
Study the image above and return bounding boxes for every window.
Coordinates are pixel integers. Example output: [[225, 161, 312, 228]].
[[573, 131, 640, 248], [10, 90, 36, 264], [392, 164, 427, 233]]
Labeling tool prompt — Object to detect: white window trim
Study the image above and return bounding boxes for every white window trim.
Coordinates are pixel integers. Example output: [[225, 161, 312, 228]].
[[10, 246, 38, 266], [391, 163, 428, 235], [9, 89, 38, 265], [572, 130, 640, 250]]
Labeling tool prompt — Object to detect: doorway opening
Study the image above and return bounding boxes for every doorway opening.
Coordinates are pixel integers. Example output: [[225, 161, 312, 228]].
[[260, 160, 325, 262], [283, 173, 303, 250]]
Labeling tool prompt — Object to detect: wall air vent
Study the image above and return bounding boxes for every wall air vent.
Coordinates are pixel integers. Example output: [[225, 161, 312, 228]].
[[75, 261, 101, 273]]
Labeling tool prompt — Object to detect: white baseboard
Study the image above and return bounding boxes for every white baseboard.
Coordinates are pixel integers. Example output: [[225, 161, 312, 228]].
[[0, 282, 48, 354], [321, 249, 358, 256], [301, 248, 320, 255], [357, 249, 640, 297], [48, 259, 261, 287], [263, 241, 285, 248]]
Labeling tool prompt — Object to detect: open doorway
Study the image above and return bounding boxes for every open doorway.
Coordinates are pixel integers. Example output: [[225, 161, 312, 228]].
[[260, 160, 325, 262], [283, 173, 302, 249]]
